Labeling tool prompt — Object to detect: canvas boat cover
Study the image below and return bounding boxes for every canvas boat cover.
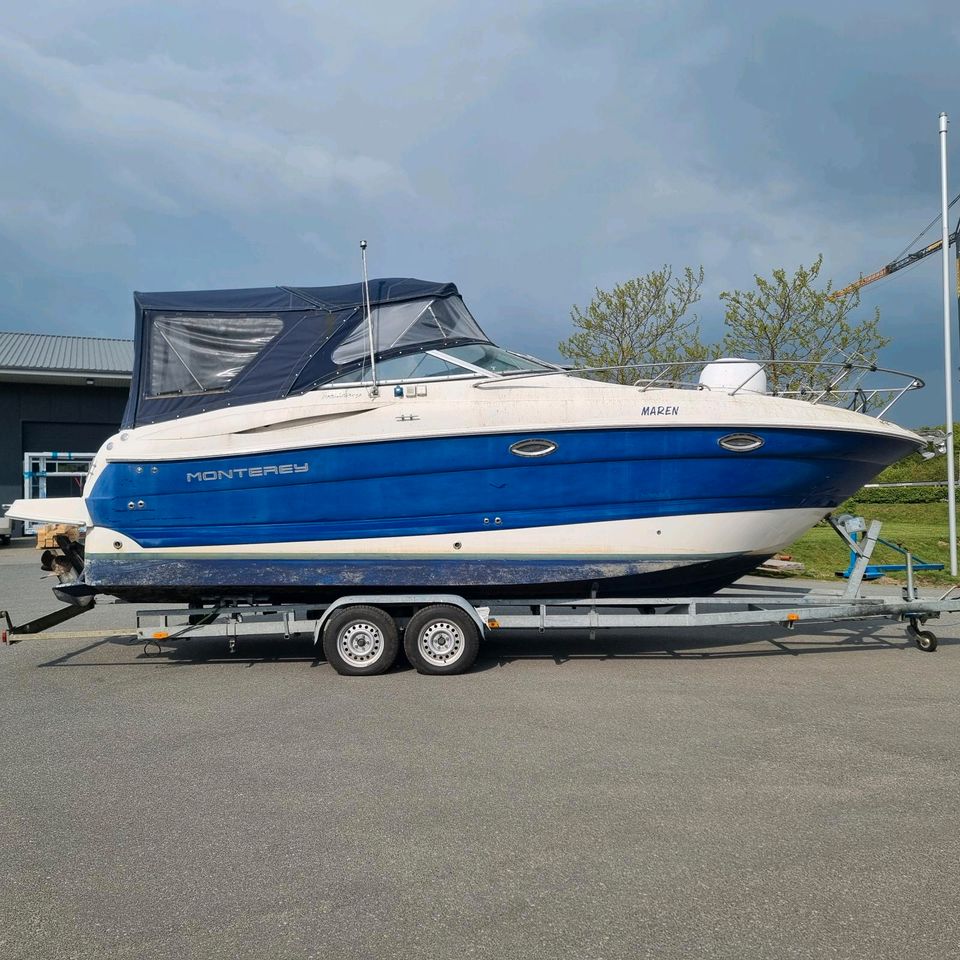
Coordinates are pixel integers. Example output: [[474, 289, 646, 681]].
[[122, 278, 490, 428]]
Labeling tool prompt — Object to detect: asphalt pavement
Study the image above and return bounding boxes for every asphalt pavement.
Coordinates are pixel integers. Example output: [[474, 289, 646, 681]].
[[2, 537, 959, 960]]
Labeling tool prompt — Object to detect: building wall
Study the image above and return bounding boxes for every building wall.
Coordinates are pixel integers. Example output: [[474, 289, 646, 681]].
[[0, 381, 129, 512]]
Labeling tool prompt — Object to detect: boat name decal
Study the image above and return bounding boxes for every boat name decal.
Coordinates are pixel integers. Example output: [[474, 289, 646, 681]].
[[186, 463, 310, 482], [640, 405, 680, 416]]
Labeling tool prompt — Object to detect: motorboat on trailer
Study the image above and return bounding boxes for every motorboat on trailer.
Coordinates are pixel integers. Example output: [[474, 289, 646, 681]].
[[6, 277, 925, 603]]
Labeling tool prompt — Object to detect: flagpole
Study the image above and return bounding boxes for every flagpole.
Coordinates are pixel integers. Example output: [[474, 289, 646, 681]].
[[939, 112, 957, 575]]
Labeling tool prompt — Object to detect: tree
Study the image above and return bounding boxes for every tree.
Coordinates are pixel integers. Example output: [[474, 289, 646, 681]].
[[559, 265, 708, 384], [720, 255, 890, 394]]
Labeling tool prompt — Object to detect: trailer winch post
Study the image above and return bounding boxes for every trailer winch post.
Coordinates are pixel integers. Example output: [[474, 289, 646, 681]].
[[826, 514, 883, 598]]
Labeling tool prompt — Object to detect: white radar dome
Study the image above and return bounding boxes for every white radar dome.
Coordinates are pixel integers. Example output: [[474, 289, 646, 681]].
[[698, 358, 768, 394]]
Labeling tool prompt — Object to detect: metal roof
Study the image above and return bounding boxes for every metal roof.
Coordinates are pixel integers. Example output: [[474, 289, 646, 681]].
[[0, 331, 133, 377]]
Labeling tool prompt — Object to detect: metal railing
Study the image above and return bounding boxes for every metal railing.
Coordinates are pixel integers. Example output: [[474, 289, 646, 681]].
[[474, 357, 923, 418]]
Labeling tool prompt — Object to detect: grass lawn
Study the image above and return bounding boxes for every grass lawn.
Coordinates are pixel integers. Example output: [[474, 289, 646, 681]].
[[780, 501, 958, 586]]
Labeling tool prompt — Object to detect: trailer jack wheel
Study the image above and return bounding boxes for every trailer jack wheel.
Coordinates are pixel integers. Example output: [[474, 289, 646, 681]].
[[907, 620, 938, 652]]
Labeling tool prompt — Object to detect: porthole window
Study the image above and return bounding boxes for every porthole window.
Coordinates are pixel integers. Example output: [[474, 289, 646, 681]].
[[718, 433, 764, 453], [509, 438, 558, 458]]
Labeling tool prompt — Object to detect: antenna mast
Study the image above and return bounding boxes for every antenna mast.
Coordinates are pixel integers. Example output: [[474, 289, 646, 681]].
[[360, 239, 378, 396]]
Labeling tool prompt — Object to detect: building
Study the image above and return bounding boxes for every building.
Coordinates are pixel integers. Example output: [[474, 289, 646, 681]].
[[0, 331, 133, 518]]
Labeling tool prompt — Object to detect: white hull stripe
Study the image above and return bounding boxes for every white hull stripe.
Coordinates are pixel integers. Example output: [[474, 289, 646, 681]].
[[86, 508, 828, 560]]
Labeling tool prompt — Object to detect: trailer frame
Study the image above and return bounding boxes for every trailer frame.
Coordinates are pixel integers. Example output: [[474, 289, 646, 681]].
[[132, 581, 956, 658], [4, 514, 957, 667]]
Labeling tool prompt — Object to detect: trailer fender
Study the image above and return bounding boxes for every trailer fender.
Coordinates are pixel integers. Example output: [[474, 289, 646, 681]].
[[312, 594, 487, 645]]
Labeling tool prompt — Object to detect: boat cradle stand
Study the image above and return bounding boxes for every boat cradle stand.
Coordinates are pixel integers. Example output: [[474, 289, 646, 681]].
[[130, 515, 959, 674]]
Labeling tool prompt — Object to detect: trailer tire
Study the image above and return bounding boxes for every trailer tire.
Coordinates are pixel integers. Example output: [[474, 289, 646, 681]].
[[404, 605, 479, 675], [323, 605, 399, 676], [913, 629, 938, 653]]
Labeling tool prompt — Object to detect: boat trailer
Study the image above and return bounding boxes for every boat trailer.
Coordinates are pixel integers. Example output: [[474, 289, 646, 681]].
[[3, 515, 958, 672]]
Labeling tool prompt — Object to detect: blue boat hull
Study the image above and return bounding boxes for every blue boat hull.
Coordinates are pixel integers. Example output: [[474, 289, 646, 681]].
[[82, 425, 919, 600]]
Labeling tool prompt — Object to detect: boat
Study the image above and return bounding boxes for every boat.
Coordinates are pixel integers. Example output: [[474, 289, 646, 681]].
[[5, 277, 924, 603]]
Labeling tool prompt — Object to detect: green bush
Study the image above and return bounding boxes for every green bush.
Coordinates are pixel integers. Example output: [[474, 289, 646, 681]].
[[851, 486, 948, 504]]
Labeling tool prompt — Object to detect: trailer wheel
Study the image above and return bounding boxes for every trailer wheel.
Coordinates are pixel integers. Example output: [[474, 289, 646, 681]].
[[323, 605, 399, 676], [404, 605, 480, 675]]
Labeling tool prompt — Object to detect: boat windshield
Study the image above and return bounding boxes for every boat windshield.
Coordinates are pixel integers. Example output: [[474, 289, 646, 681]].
[[322, 345, 556, 386], [437, 344, 557, 375]]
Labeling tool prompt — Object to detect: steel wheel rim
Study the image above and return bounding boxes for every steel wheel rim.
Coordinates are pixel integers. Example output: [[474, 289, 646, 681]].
[[338, 621, 385, 665], [418, 620, 464, 667]]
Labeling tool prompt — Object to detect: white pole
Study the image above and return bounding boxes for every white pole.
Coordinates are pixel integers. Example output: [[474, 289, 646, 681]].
[[939, 112, 957, 575]]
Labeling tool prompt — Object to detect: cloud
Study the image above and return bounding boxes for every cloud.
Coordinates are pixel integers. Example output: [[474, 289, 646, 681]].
[[0, 30, 408, 226], [0, 0, 956, 424]]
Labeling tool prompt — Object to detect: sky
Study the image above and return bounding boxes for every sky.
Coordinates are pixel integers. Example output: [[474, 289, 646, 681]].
[[1, 0, 958, 425]]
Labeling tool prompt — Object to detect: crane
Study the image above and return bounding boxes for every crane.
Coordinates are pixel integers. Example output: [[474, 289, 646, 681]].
[[832, 225, 960, 300]]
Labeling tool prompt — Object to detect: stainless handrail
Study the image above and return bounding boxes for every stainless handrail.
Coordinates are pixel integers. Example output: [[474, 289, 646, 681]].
[[472, 358, 924, 418]]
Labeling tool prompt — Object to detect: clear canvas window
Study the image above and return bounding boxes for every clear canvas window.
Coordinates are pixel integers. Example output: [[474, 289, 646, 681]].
[[331, 296, 488, 365], [147, 315, 283, 397]]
